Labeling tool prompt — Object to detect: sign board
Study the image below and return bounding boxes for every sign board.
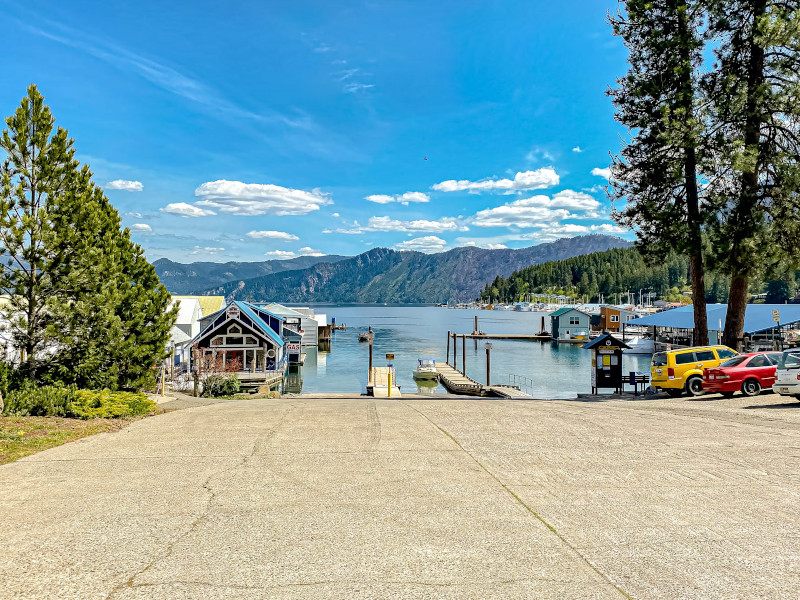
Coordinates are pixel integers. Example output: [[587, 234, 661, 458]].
[[286, 343, 301, 352], [386, 353, 395, 360], [773, 309, 781, 323], [226, 305, 241, 319], [598, 347, 619, 354]]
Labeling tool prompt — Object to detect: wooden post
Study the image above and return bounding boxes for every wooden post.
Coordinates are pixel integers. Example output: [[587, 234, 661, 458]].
[[368, 326, 374, 385], [474, 315, 478, 334], [485, 344, 491, 387], [462, 334, 466, 375], [453, 332, 458, 373], [446, 330, 451, 366]]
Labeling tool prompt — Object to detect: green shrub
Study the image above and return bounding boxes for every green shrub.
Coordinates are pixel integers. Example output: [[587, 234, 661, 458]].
[[4, 384, 76, 417], [201, 374, 240, 398], [2, 385, 155, 419], [69, 389, 156, 419]]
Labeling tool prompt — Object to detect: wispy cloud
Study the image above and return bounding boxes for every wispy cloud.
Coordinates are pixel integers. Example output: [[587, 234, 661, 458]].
[[365, 192, 429, 205], [394, 236, 447, 253], [592, 167, 611, 180], [432, 168, 560, 194], [246, 230, 299, 241]]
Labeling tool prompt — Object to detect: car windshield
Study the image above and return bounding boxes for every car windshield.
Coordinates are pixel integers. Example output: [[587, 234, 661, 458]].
[[777, 351, 800, 370], [652, 353, 667, 367], [721, 356, 747, 368]]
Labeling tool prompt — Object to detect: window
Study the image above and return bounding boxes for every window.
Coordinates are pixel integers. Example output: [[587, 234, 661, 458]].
[[228, 324, 242, 334], [766, 353, 782, 365], [569, 316, 581, 325], [675, 352, 696, 365], [211, 336, 223, 346], [652, 353, 668, 367], [610, 315, 619, 323], [721, 356, 747, 368], [245, 336, 258, 345], [778, 351, 800, 370], [226, 336, 244, 345], [695, 350, 715, 362], [747, 355, 769, 368], [717, 348, 737, 359]]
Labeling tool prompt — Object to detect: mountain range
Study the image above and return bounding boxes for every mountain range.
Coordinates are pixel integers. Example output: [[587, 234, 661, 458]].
[[158, 235, 632, 303]]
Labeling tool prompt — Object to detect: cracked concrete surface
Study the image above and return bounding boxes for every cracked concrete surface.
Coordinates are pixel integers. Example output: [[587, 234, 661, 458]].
[[2, 393, 800, 599]]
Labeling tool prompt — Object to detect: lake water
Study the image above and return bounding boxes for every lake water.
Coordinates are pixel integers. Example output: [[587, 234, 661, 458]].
[[291, 306, 652, 398]]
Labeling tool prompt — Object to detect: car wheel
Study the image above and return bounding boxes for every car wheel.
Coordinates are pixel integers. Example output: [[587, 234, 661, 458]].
[[741, 379, 761, 397], [685, 376, 704, 396], [720, 391, 735, 398], [666, 388, 683, 398]]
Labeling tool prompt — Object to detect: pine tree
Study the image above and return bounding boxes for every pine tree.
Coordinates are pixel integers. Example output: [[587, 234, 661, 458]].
[[705, 1, 800, 348], [608, 0, 711, 344], [0, 85, 176, 389]]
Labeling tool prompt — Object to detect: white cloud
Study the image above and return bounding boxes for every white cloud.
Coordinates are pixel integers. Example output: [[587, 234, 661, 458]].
[[161, 202, 216, 217], [364, 216, 467, 233], [265, 250, 299, 259], [432, 168, 559, 194], [194, 180, 332, 216], [365, 191, 430, 205], [525, 148, 555, 163], [191, 246, 225, 255], [299, 246, 325, 257], [106, 179, 143, 192], [126, 211, 143, 218], [572, 146, 583, 153], [592, 167, 612, 180], [130, 223, 152, 233], [487, 243, 508, 250], [394, 236, 447, 253], [343, 82, 375, 93], [332, 212, 340, 217], [470, 190, 603, 228], [246, 230, 299, 241]]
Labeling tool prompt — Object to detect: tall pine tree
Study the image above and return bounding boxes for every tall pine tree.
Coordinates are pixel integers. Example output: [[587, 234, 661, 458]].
[[705, 1, 800, 348], [608, 0, 711, 344], [0, 85, 176, 389]]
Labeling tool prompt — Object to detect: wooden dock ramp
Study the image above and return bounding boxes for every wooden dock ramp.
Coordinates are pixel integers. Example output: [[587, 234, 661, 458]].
[[436, 364, 532, 399]]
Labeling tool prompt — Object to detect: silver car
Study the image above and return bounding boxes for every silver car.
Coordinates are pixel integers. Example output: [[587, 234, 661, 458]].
[[773, 349, 800, 399]]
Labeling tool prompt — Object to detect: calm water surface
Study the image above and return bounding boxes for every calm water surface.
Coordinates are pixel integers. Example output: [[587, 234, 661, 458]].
[[294, 306, 651, 398]]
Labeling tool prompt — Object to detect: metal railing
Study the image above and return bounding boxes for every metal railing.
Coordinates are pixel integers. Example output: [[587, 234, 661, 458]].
[[508, 373, 535, 394]]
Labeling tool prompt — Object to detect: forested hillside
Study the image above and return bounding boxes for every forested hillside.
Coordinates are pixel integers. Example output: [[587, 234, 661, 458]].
[[206, 235, 632, 303], [480, 247, 735, 303]]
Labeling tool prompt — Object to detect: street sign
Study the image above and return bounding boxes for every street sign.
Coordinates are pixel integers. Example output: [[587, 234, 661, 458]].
[[773, 309, 781, 323], [386, 353, 395, 360]]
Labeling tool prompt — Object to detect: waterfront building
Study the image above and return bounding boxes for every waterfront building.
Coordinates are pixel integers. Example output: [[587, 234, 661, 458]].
[[550, 307, 591, 341], [191, 300, 286, 374], [599, 306, 639, 333]]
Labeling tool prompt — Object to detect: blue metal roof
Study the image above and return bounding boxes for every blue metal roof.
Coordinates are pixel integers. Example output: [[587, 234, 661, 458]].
[[235, 301, 284, 347], [627, 304, 800, 334]]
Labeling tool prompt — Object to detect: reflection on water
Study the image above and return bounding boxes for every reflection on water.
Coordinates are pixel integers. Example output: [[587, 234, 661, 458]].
[[414, 379, 440, 396], [288, 306, 652, 398]]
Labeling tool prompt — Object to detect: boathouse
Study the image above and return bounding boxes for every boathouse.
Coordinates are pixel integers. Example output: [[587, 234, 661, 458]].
[[599, 306, 638, 333], [625, 304, 800, 350], [191, 300, 286, 373], [550, 307, 591, 340]]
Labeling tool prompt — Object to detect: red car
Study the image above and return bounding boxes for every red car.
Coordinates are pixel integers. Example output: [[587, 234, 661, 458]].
[[703, 352, 783, 397]]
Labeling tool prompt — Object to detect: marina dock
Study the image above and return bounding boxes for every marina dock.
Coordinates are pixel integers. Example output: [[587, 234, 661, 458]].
[[435, 363, 531, 399], [465, 333, 552, 341]]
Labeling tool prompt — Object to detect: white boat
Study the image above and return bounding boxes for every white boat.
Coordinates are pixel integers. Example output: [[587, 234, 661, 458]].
[[413, 358, 438, 380], [622, 336, 655, 355]]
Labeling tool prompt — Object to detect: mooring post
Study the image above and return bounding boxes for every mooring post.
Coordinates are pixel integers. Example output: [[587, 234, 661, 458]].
[[446, 330, 451, 365], [474, 315, 478, 334], [368, 326, 374, 385], [485, 342, 492, 387], [462, 334, 466, 375], [453, 332, 458, 372]]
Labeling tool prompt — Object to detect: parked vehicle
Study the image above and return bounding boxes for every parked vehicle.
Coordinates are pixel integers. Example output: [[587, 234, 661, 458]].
[[703, 352, 782, 397], [651, 345, 738, 397], [773, 348, 800, 400]]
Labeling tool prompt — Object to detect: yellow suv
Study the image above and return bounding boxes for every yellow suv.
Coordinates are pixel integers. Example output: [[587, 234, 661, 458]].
[[651, 345, 738, 397]]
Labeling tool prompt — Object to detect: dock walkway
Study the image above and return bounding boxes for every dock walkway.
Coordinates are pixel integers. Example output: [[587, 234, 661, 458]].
[[436, 364, 531, 399]]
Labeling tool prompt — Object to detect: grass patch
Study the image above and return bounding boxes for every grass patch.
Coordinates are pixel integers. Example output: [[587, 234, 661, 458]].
[[0, 416, 135, 465]]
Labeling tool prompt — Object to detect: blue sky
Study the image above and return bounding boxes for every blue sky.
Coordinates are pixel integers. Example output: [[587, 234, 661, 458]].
[[1, 0, 631, 262]]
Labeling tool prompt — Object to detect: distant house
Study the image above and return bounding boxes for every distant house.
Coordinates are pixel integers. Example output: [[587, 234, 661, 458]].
[[550, 307, 591, 340], [258, 303, 321, 346], [172, 295, 226, 318], [599, 306, 638, 333], [192, 300, 286, 373]]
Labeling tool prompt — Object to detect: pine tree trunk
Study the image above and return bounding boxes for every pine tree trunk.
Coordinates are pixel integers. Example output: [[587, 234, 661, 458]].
[[676, 0, 708, 345], [723, 275, 749, 350]]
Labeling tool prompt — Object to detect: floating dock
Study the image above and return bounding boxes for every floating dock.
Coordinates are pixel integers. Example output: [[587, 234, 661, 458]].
[[465, 333, 552, 341], [435, 364, 531, 399]]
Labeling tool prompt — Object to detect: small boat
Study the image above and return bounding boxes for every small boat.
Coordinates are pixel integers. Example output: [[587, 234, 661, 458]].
[[622, 336, 655, 355], [413, 358, 438, 380]]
